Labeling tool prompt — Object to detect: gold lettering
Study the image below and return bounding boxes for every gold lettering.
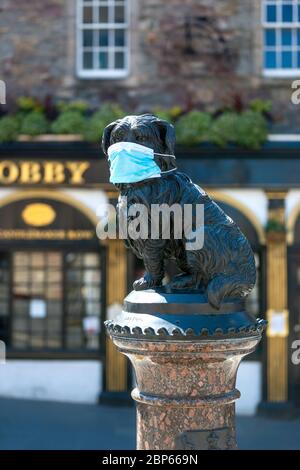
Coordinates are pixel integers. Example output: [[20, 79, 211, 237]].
[[0, 229, 94, 240], [44, 162, 65, 184], [0, 161, 19, 184], [19, 162, 42, 184], [0, 160, 91, 185], [66, 162, 90, 184]]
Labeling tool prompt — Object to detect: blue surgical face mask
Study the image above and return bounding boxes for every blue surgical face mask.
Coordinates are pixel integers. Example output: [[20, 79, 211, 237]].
[[107, 141, 176, 184]]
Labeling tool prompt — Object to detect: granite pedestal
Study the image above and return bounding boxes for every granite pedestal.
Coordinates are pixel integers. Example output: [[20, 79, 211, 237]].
[[105, 289, 266, 450]]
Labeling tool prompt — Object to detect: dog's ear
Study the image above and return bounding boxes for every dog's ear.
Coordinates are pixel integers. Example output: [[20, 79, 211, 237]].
[[101, 120, 121, 156], [155, 119, 176, 155]]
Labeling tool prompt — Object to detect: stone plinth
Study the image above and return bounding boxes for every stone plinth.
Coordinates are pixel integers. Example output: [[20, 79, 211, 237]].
[[105, 289, 266, 450]]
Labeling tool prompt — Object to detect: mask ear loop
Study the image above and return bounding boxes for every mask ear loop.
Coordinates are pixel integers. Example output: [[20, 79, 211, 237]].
[[153, 153, 177, 174], [154, 153, 176, 158]]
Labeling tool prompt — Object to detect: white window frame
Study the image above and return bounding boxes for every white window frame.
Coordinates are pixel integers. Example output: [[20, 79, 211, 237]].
[[262, 0, 300, 77], [77, 0, 130, 79]]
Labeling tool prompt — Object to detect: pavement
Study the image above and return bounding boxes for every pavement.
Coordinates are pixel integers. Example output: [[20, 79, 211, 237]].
[[0, 398, 299, 450]]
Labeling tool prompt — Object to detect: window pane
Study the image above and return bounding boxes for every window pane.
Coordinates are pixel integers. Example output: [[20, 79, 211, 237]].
[[66, 287, 82, 300], [282, 4, 293, 22], [265, 29, 276, 46], [297, 50, 300, 67], [30, 332, 45, 348], [99, 6, 108, 22], [67, 302, 83, 316], [82, 285, 100, 300], [47, 253, 62, 267], [115, 51, 125, 68], [99, 51, 108, 68], [31, 283, 44, 296], [83, 270, 100, 284], [31, 318, 45, 332], [31, 270, 45, 284], [13, 269, 29, 284], [115, 29, 125, 46], [83, 253, 99, 267], [83, 6, 93, 23], [281, 29, 292, 46], [265, 50, 277, 68], [47, 301, 62, 316], [99, 29, 109, 46], [298, 5, 300, 22], [115, 5, 125, 23], [282, 50, 293, 67], [67, 323, 82, 349], [32, 253, 44, 267], [14, 299, 28, 316], [266, 5, 277, 22], [297, 29, 300, 45], [47, 317, 61, 330], [66, 270, 82, 283], [12, 330, 29, 348], [66, 253, 81, 267], [14, 252, 29, 266], [46, 336, 61, 349], [47, 270, 62, 283], [83, 30, 93, 47], [83, 52, 93, 69], [86, 302, 101, 316], [47, 285, 62, 300]]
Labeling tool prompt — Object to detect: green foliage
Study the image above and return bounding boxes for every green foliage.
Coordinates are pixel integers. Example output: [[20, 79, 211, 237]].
[[175, 111, 212, 145], [235, 111, 268, 149], [0, 97, 269, 149], [0, 116, 20, 142], [20, 112, 49, 136], [265, 219, 286, 233], [57, 100, 89, 115], [84, 103, 124, 143], [210, 112, 239, 147], [152, 106, 183, 123], [51, 111, 86, 134], [16, 96, 43, 113], [250, 99, 272, 114]]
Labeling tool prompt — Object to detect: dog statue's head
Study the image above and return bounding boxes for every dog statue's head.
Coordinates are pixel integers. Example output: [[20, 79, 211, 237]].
[[102, 114, 176, 164]]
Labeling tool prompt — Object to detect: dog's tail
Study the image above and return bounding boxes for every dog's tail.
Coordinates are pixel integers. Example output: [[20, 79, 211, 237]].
[[207, 272, 256, 309]]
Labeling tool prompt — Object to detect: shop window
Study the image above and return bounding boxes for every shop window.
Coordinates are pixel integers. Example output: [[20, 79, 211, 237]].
[[9, 251, 103, 353]]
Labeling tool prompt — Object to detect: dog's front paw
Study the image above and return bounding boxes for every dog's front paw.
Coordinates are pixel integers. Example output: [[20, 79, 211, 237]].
[[133, 273, 162, 291]]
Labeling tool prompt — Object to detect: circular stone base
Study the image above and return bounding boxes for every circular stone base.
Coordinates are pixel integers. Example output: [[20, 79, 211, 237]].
[[105, 288, 266, 340]]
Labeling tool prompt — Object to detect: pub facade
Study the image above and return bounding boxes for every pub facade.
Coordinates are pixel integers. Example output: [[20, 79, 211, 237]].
[[0, 0, 300, 415], [0, 142, 299, 416]]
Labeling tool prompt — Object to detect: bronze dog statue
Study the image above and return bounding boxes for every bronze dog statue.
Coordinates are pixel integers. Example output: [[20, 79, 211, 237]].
[[102, 114, 256, 308]]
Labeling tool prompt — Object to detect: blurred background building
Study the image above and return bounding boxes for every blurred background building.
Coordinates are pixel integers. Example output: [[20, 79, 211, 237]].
[[0, 0, 299, 416]]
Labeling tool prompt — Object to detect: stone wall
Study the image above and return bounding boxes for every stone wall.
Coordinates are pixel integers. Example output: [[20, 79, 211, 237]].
[[0, 0, 299, 131]]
